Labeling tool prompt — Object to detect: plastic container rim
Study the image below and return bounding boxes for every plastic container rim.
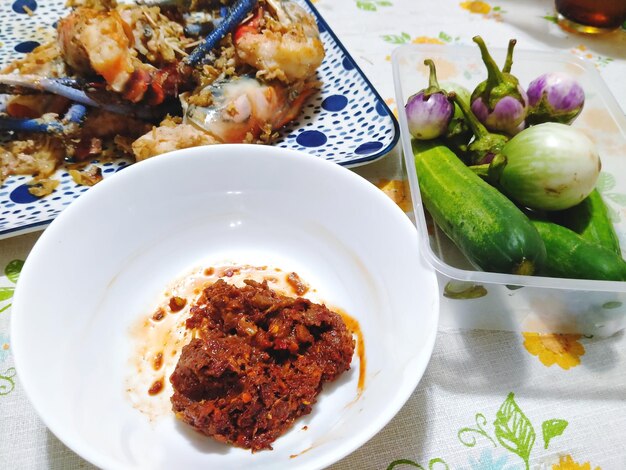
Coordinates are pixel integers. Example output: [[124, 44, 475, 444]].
[[392, 43, 626, 294]]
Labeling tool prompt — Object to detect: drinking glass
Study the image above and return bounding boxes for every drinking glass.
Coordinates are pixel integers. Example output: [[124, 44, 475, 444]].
[[555, 0, 626, 34]]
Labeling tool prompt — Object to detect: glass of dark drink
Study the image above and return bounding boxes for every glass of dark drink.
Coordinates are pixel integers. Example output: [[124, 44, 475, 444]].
[[555, 0, 626, 34]]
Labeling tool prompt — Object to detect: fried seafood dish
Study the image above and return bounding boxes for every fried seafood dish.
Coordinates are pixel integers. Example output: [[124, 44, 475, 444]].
[[170, 279, 355, 451], [0, 0, 325, 192]]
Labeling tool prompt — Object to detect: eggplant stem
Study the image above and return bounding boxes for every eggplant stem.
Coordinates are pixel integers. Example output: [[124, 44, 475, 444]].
[[468, 163, 490, 178], [450, 92, 489, 139], [502, 39, 516, 74], [473, 36, 505, 90], [423, 59, 442, 97]]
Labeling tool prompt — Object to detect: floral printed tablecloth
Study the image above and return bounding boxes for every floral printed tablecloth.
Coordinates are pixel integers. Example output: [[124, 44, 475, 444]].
[[2, 0, 626, 469]]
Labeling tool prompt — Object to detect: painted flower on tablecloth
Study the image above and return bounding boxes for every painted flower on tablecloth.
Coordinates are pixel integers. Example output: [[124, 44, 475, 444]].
[[569, 44, 613, 68], [460, 1, 505, 21], [460, 1, 491, 14], [383, 97, 398, 118], [552, 454, 601, 470], [462, 449, 522, 470], [376, 179, 412, 212], [412, 32, 460, 45], [412, 36, 445, 45], [381, 31, 459, 46], [0, 333, 10, 364], [522, 333, 585, 369], [541, 14, 617, 62]]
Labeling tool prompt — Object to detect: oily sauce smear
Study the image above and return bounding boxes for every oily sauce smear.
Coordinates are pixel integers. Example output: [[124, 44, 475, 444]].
[[126, 264, 366, 445], [336, 309, 366, 394]]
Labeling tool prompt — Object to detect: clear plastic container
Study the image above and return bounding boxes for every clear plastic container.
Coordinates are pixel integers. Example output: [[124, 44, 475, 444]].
[[392, 44, 626, 336]]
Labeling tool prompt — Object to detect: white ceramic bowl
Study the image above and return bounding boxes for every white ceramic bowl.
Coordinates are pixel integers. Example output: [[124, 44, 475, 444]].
[[11, 144, 438, 470]]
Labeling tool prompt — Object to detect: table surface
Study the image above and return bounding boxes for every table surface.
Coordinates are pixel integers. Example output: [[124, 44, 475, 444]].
[[2, 0, 626, 469]]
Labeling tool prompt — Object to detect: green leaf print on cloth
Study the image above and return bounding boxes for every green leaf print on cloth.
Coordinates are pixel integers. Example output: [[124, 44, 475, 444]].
[[542, 14, 558, 24], [356, 0, 393, 11], [494, 393, 535, 469], [458, 413, 497, 447], [387, 458, 449, 470], [381, 32, 411, 44], [0, 367, 16, 396], [389, 392, 572, 470], [542, 419, 568, 449], [0, 287, 14, 303], [5, 259, 24, 284], [458, 393, 568, 470], [596, 172, 626, 224], [1, 332, 16, 396], [0, 259, 24, 397], [0, 259, 23, 314]]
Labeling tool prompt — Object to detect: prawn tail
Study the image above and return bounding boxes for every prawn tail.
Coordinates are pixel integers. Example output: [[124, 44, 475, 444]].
[[123, 63, 192, 105], [275, 85, 317, 129]]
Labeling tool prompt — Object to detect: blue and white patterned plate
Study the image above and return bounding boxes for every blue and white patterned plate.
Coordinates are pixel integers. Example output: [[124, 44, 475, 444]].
[[0, 0, 398, 239]]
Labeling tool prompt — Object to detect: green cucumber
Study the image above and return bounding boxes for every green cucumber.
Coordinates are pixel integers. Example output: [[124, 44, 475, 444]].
[[549, 189, 621, 256], [530, 219, 626, 281], [412, 139, 546, 275]]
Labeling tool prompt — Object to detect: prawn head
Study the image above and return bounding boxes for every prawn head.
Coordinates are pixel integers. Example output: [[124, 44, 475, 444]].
[[233, 0, 325, 84], [57, 8, 137, 93], [183, 76, 315, 143], [57, 6, 192, 104]]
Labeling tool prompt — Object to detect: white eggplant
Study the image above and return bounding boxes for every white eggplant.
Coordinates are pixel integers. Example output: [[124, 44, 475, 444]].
[[486, 122, 601, 211]]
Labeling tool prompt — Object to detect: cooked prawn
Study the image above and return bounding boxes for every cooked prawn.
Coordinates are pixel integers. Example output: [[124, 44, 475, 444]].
[[132, 122, 218, 161], [183, 75, 315, 143], [0, 0, 325, 182], [57, 5, 193, 102], [58, 8, 137, 92], [234, 0, 325, 84], [132, 74, 316, 160]]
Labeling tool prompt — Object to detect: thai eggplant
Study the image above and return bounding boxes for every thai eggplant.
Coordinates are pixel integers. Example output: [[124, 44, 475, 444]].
[[440, 81, 473, 147], [473, 122, 601, 211], [470, 37, 528, 134], [526, 72, 585, 125], [405, 60, 454, 140]]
